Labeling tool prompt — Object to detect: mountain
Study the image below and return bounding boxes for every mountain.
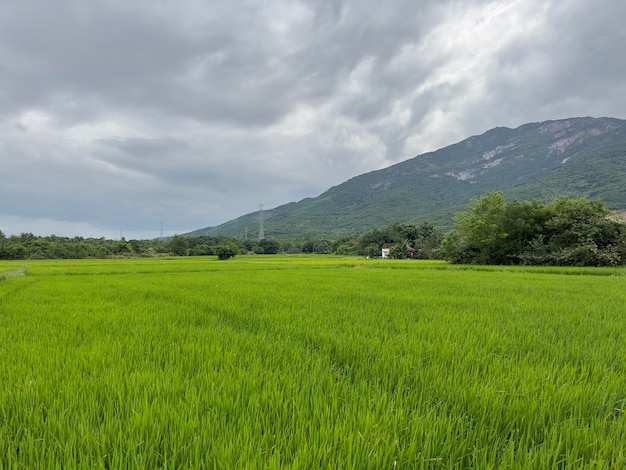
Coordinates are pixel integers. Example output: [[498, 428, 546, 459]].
[[187, 117, 626, 238]]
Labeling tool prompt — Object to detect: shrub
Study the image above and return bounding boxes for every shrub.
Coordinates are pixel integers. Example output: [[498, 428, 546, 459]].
[[216, 243, 238, 260]]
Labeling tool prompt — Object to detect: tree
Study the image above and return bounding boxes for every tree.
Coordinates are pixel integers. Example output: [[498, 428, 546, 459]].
[[334, 242, 357, 255], [521, 197, 625, 266], [112, 239, 134, 257], [256, 238, 280, 254], [216, 243, 238, 260], [442, 191, 508, 264], [363, 244, 381, 258], [443, 192, 626, 266], [315, 239, 333, 254], [189, 243, 213, 256], [497, 199, 549, 261], [412, 222, 445, 259], [168, 234, 189, 256], [357, 229, 387, 255], [389, 241, 409, 259], [301, 240, 315, 253], [0, 230, 5, 260]]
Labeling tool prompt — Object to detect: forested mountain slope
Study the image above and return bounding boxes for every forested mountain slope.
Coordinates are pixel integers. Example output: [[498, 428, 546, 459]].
[[187, 117, 626, 238]]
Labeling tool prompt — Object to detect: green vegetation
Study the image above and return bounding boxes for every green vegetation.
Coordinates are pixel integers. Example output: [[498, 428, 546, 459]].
[[216, 241, 239, 260], [0, 231, 155, 259], [0, 222, 444, 261], [356, 222, 444, 259], [1, 257, 626, 467], [0, 232, 289, 260], [4, 190, 625, 268], [191, 117, 626, 238], [167, 234, 189, 256], [442, 192, 626, 266]]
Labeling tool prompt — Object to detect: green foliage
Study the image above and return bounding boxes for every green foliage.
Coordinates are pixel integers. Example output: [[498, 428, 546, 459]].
[[216, 242, 239, 260], [355, 222, 444, 259], [333, 242, 357, 256], [443, 192, 626, 266], [389, 241, 409, 259], [363, 244, 381, 258], [188, 243, 213, 256], [255, 238, 280, 254], [0, 230, 7, 260], [0, 233, 249, 261], [0, 234, 131, 260], [167, 234, 189, 256], [112, 239, 134, 257], [301, 239, 333, 254], [2, 257, 626, 467], [446, 192, 510, 264]]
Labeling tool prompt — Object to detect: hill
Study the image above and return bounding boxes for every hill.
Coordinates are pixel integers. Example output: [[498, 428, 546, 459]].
[[186, 117, 626, 238]]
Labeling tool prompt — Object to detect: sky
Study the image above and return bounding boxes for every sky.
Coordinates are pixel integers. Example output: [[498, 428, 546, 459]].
[[1, 0, 625, 239]]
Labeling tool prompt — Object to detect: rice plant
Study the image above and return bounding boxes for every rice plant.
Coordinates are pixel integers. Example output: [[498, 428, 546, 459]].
[[1, 257, 625, 468]]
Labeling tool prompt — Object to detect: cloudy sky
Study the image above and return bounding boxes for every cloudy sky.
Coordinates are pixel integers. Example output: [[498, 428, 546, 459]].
[[1, 0, 625, 239]]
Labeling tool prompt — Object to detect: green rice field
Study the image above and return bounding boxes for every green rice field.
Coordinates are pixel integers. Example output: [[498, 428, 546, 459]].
[[1, 256, 625, 468]]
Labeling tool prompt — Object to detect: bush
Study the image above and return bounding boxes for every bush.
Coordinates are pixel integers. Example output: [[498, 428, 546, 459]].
[[443, 192, 626, 266], [216, 243, 238, 260]]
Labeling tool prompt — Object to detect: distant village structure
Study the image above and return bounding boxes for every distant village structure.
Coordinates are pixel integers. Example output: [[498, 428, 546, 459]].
[[382, 242, 416, 259], [381, 243, 396, 259]]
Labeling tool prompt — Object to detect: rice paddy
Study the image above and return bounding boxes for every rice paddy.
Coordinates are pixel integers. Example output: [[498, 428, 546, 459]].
[[1, 256, 625, 468]]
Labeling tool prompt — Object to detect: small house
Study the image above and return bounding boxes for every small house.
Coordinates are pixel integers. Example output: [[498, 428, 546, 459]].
[[381, 243, 396, 258], [382, 243, 417, 259]]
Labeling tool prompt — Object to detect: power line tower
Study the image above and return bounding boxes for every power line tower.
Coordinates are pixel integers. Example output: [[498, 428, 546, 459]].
[[258, 204, 265, 240]]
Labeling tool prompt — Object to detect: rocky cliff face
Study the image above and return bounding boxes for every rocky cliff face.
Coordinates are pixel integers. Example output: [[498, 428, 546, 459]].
[[540, 118, 621, 154], [419, 117, 625, 185]]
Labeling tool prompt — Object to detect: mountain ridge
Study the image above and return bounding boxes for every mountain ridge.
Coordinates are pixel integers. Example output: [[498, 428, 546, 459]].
[[186, 117, 626, 238]]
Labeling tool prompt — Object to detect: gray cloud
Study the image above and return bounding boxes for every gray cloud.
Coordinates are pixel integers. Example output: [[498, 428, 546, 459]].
[[1, 0, 625, 238]]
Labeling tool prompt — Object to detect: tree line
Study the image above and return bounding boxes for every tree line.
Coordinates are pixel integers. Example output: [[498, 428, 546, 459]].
[[0, 222, 444, 261], [441, 192, 626, 266], [2, 192, 626, 266]]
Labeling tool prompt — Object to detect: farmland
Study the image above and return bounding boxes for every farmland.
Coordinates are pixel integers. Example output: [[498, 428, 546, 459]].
[[1, 256, 626, 468]]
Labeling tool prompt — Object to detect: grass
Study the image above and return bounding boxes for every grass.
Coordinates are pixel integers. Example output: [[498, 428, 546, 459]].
[[1, 256, 625, 468]]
